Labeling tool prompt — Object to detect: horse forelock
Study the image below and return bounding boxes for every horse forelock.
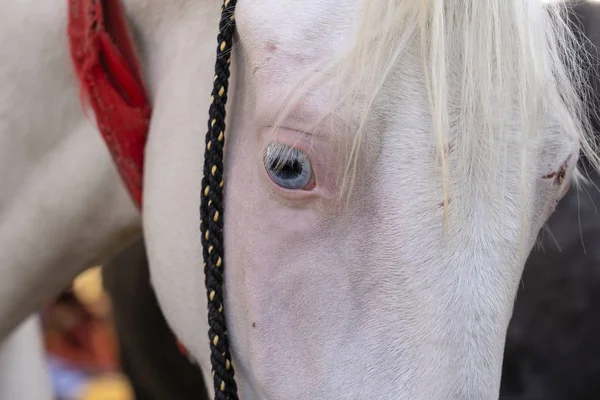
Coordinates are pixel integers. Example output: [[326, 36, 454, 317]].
[[265, 0, 599, 225]]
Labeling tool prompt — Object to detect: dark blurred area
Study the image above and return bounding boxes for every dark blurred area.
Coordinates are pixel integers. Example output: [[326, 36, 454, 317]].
[[500, 172, 600, 400], [500, 2, 600, 399]]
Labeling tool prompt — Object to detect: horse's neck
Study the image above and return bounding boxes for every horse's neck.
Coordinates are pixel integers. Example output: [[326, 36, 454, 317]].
[[0, 0, 140, 339]]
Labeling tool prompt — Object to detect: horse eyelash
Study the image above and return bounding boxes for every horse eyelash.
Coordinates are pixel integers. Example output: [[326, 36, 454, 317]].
[[263, 143, 304, 173]]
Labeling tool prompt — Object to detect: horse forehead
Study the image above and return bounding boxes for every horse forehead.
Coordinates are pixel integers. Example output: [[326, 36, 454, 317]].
[[236, 0, 357, 66]]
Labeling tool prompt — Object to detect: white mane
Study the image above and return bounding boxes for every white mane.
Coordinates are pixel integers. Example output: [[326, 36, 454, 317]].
[[270, 0, 599, 222]]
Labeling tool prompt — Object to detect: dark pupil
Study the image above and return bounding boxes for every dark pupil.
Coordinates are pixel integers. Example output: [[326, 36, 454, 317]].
[[270, 158, 302, 179]]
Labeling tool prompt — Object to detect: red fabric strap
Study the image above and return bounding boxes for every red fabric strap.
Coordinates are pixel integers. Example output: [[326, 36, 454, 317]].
[[68, 0, 150, 209], [67, 0, 193, 358]]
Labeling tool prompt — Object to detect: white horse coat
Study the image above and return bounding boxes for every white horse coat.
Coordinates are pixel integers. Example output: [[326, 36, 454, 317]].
[[0, 0, 597, 399]]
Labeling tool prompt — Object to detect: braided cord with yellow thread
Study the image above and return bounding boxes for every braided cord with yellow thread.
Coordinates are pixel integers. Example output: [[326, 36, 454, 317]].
[[200, 0, 238, 399]]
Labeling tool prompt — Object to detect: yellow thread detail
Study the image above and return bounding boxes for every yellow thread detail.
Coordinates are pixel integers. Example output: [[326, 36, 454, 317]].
[[225, 0, 230, 7], [207, 141, 212, 150], [213, 211, 219, 222], [211, 165, 217, 175], [208, 200, 213, 206], [204, 186, 210, 196], [226, 359, 231, 370], [218, 304, 223, 312], [218, 132, 223, 142], [205, 230, 209, 240], [219, 180, 224, 188], [213, 335, 219, 346], [211, 119, 216, 127], [210, 95, 214, 103], [220, 41, 226, 51], [220, 381, 225, 392], [209, 245, 213, 254], [210, 290, 215, 301], [218, 87, 224, 97], [212, 370, 215, 377], [214, 75, 218, 81], [216, 257, 222, 267]]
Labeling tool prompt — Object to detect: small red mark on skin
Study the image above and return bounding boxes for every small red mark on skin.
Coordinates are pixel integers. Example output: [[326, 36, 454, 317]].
[[543, 154, 572, 186], [265, 42, 277, 53], [438, 198, 452, 207]]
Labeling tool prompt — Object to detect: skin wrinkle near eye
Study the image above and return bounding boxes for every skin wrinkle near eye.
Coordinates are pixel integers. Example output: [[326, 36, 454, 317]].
[[256, 88, 361, 143], [259, 112, 384, 210]]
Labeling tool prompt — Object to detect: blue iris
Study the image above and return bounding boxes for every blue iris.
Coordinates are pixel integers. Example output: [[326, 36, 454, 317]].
[[264, 143, 313, 190]]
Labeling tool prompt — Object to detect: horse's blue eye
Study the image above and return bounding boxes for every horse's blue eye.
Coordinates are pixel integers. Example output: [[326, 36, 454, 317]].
[[264, 143, 313, 190]]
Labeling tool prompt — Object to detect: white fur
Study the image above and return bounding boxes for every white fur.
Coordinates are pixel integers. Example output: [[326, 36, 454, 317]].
[[136, 0, 592, 399], [0, 0, 141, 395], [0, 0, 141, 337], [0, 0, 594, 399]]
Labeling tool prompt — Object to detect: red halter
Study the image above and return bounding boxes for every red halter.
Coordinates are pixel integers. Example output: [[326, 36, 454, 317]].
[[67, 0, 194, 358], [67, 0, 150, 209]]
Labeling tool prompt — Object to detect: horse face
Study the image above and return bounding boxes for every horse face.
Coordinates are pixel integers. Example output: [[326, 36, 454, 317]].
[[140, 0, 582, 398]]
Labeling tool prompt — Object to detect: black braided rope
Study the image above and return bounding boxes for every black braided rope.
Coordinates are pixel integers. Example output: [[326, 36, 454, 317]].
[[200, 0, 238, 399]]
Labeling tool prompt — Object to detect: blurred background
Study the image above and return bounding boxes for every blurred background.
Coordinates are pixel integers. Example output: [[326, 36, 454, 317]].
[[41, 267, 132, 400]]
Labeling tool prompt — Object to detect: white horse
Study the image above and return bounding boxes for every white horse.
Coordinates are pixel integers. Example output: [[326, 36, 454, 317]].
[[0, 0, 141, 397], [1, 0, 598, 399]]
